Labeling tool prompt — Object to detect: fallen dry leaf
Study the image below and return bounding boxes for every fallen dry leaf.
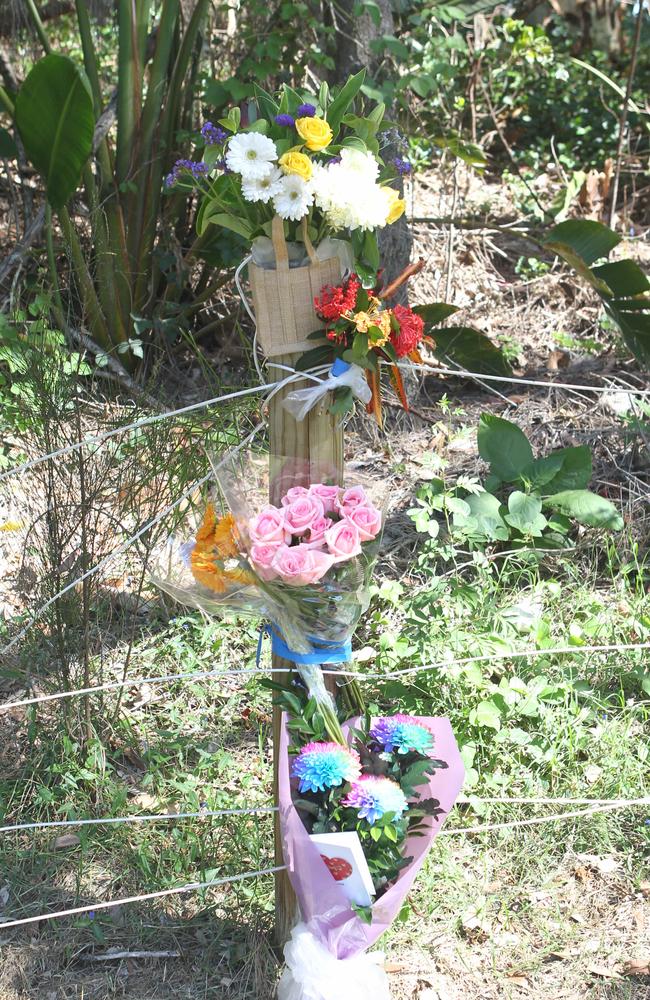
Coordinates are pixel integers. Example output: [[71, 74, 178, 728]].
[[506, 973, 530, 986], [623, 959, 650, 976], [639, 881, 650, 898], [547, 349, 570, 370], [575, 853, 619, 875], [53, 833, 80, 849], [588, 965, 623, 980]]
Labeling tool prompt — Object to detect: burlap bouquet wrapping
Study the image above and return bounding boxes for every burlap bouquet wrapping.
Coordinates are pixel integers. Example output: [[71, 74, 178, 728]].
[[249, 217, 342, 357]]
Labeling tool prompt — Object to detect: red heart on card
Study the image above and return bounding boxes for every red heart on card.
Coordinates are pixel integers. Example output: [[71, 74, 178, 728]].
[[320, 854, 353, 881]]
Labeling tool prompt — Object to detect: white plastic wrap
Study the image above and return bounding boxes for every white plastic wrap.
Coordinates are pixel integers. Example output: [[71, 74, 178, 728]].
[[283, 362, 371, 422], [277, 924, 391, 1000]]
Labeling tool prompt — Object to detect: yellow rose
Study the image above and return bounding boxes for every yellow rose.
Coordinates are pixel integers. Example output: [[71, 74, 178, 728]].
[[382, 187, 406, 225], [295, 116, 333, 151], [279, 150, 313, 181]]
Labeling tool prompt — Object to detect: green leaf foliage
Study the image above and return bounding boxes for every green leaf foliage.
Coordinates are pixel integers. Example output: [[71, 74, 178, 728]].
[[326, 69, 366, 138], [15, 54, 94, 211], [543, 490, 624, 530], [452, 491, 510, 542], [477, 413, 534, 481], [412, 303, 460, 325], [429, 326, 513, 377], [543, 220, 650, 365], [504, 491, 548, 536]]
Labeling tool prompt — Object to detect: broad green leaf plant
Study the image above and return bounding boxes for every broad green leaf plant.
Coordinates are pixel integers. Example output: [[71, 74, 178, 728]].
[[409, 413, 623, 551], [0, 0, 211, 366]]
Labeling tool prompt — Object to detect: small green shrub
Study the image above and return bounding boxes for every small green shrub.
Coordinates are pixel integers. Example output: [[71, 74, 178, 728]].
[[408, 413, 623, 552]]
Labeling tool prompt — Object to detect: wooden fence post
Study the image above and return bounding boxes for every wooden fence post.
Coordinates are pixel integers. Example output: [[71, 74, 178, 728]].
[[268, 351, 343, 947]]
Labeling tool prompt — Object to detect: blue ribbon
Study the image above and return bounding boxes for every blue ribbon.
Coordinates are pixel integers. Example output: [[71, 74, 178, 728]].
[[256, 623, 351, 667], [330, 357, 351, 378]]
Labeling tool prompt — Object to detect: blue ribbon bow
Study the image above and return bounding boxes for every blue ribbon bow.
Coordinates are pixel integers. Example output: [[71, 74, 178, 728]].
[[256, 623, 351, 667]]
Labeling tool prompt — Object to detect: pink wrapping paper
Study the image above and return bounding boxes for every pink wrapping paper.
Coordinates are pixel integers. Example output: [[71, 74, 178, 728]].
[[278, 714, 465, 959]]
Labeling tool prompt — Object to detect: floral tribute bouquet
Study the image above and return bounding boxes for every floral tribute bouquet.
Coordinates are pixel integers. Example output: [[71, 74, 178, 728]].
[[165, 70, 406, 276], [271, 681, 464, 1000], [285, 262, 435, 426], [152, 453, 384, 742]]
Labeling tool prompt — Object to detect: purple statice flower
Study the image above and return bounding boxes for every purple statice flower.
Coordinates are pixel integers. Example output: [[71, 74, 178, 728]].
[[370, 715, 435, 756], [165, 158, 209, 187], [275, 113, 295, 127], [292, 741, 361, 794], [393, 156, 412, 176], [343, 775, 408, 824], [296, 102, 316, 118], [201, 121, 227, 146]]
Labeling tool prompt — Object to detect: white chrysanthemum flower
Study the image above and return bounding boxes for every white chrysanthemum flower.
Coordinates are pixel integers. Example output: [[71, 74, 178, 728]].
[[225, 132, 278, 180], [312, 158, 389, 231], [339, 148, 380, 181], [273, 174, 313, 221], [242, 166, 283, 203]]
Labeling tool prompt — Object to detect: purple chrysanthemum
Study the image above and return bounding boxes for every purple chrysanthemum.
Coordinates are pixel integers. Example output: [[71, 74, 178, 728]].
[[343, 775, 408, 824], [164, 158, 209, 187], [296, 102, 316, 118], [201, 122, 227, 145], [275, 113, 295, 127], [369, 715, 435, 756], [292, 741, 361, 793], [393, 156, 412, 175]]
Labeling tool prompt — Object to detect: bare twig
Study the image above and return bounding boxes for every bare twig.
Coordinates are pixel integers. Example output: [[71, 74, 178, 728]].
[[609, 0, 646, 227]]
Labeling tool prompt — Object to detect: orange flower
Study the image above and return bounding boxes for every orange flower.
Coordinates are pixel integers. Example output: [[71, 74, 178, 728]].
[[213, 512, 239, 559], [191, 504, 251, 593], [191, 545, 230, 593], [195, 502, 217, 543]]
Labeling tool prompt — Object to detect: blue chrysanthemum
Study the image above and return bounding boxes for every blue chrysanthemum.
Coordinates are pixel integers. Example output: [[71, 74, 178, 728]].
[[292, 741, 361, 793], [296, 102, 316, 117], [342, 775, 407, 824], [275, 113, 295, 127], [369, 715, 435, 756]]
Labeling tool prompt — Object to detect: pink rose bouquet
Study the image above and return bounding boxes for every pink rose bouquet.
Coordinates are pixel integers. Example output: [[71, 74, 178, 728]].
[[152, 453, 385, 741]]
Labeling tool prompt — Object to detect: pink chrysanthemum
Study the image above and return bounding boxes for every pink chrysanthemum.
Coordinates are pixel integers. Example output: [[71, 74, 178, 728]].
[[342, 774, 407, 824]]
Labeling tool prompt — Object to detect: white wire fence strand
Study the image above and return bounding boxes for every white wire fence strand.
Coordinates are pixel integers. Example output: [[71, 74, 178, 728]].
[[0, 421, 265, 656], [0, 385, 271, 484], [401, 361, 650, 397], [0, 865, 286, 930], [440, 797, 650, 836], [0, 805, 278, 835], [3, 360, 648, 488], [2, 639, 649, 713], [2, 798, 649, 929], [1, 796, 647, 837]]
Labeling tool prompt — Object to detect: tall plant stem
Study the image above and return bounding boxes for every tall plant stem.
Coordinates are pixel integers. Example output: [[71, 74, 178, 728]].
[[45, 204, 65, 327], [23, 0, 52, 53], [74, 0, 103, 115], [58, 207, 112, 351], [609, 1, 645, 228], [0, 85, 14, 116]]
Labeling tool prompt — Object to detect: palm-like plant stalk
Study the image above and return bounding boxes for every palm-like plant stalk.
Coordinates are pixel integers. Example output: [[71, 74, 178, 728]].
[[8, 0, 211, 366]]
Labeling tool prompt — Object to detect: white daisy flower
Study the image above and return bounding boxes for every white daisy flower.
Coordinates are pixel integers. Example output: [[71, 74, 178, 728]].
[[273, 174, 313, 221], [242, 166, 283, 203], [225, 132, 278, 180]]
